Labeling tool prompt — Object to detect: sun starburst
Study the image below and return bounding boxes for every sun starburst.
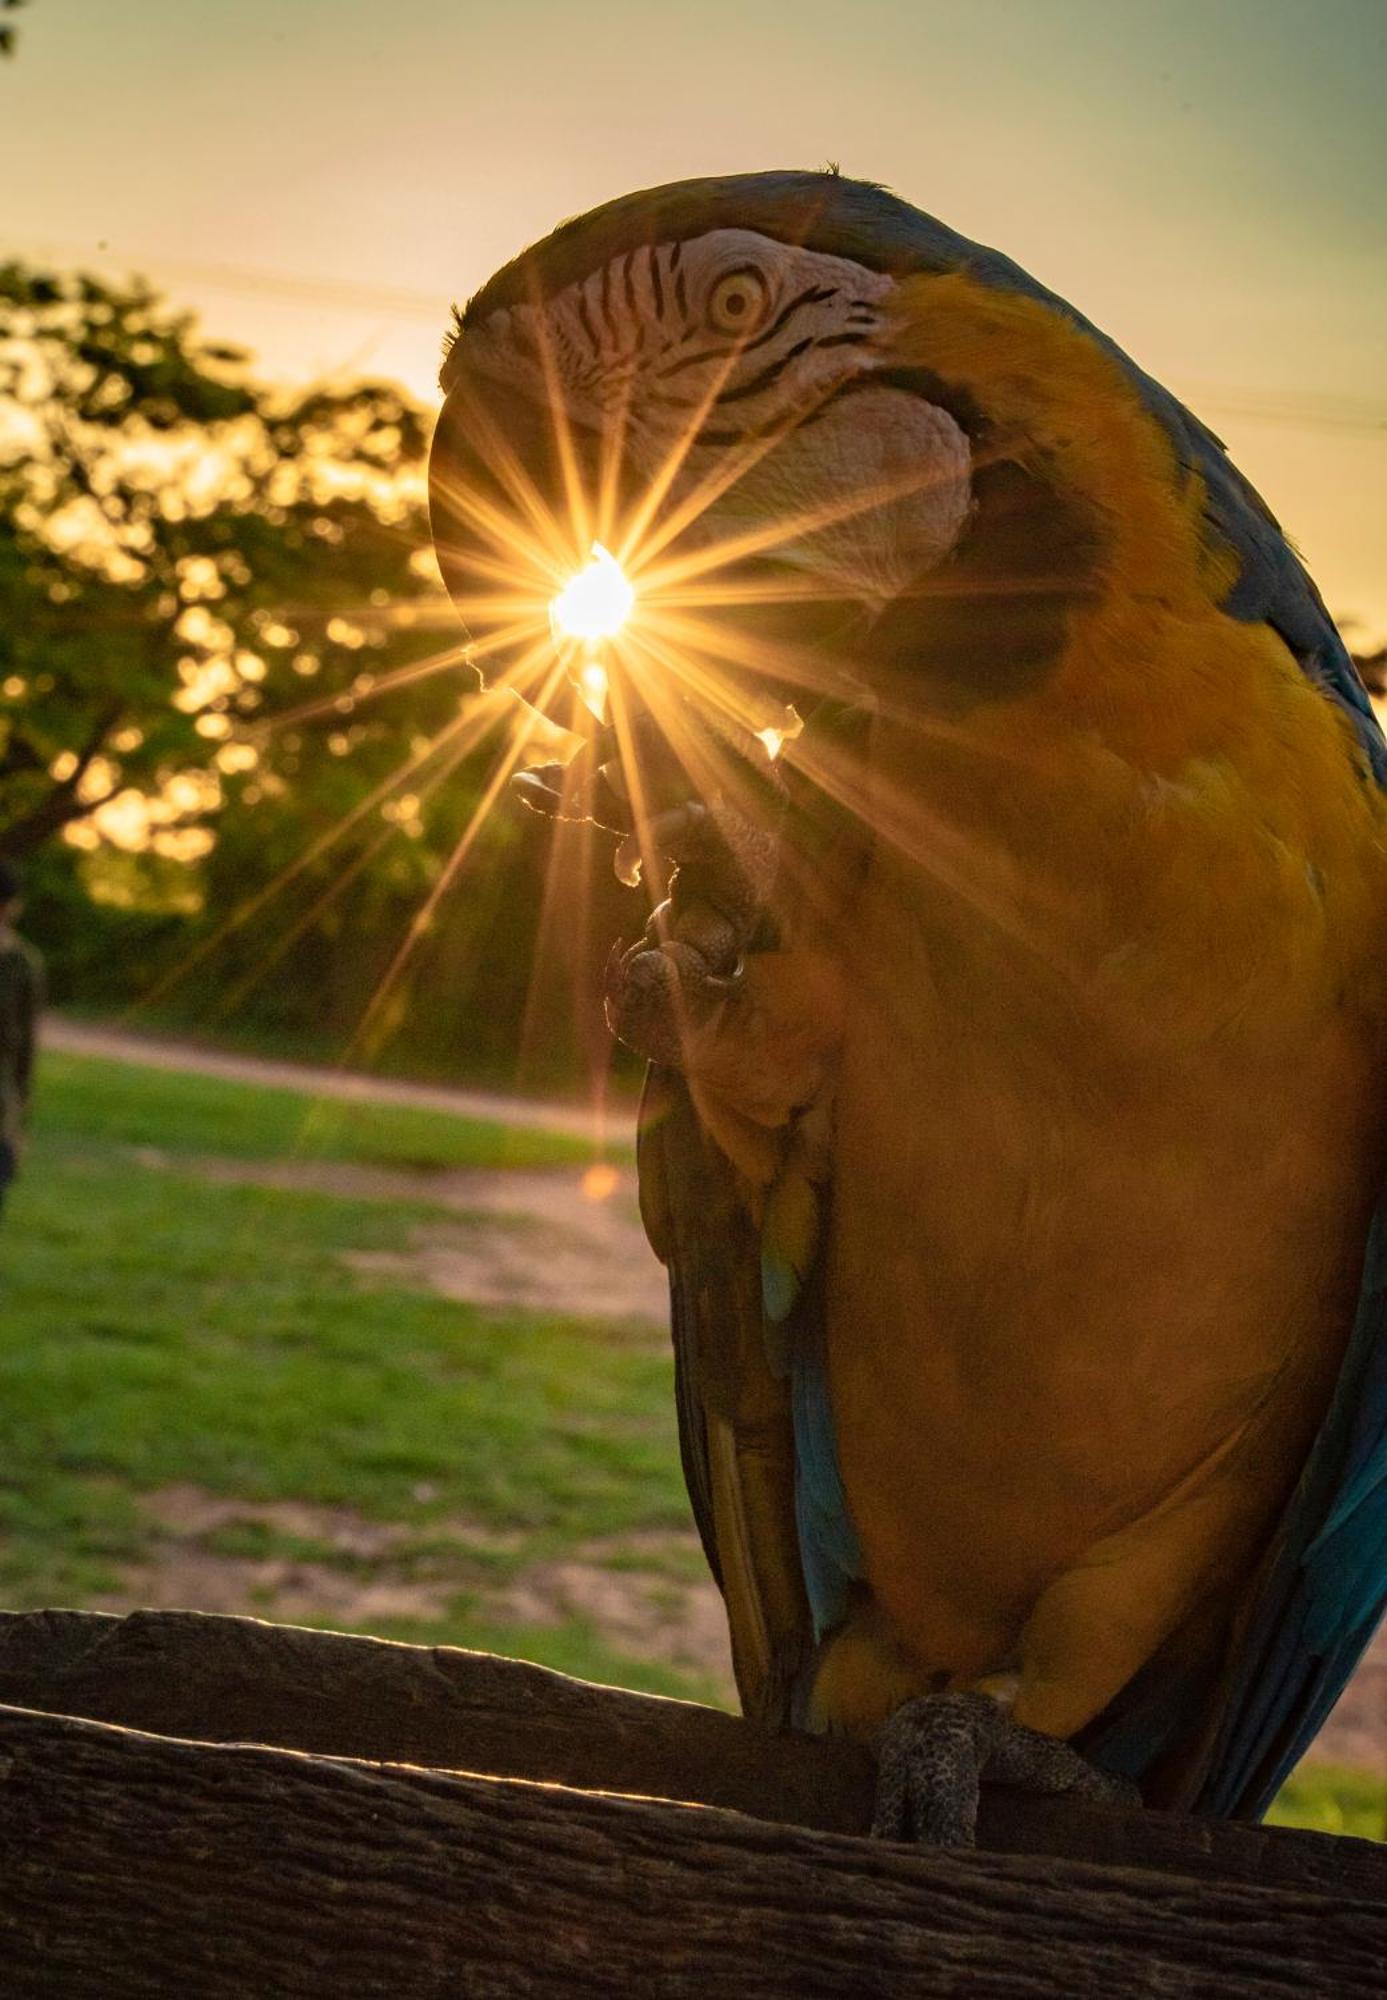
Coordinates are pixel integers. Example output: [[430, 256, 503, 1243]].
[[550, 542, 635, 643], [149, 288, 1012, 1149]]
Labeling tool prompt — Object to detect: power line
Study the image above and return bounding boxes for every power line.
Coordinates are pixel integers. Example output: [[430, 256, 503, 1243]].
[[1180, 386, 1386, 437], [17, 239, 1387, 436], [26, 241, 451, 322]]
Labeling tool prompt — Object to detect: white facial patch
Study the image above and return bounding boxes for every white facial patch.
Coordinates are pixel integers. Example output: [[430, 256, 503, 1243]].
[[699, 386, 973, 607], [452, 230, 973, 605]]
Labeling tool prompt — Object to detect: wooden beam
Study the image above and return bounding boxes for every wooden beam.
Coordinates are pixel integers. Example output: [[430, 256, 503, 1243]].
[[1, 1608, 1382, 1900], [2, 1699, 1383, 2000]]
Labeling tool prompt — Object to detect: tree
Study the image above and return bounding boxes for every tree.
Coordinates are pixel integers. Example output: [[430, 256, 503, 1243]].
[[0, 263, 444, 864], [0, 265, 628, 1088]]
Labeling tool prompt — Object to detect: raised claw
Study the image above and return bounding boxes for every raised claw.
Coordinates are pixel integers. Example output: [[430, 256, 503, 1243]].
[[605, 788, 779, 1057]]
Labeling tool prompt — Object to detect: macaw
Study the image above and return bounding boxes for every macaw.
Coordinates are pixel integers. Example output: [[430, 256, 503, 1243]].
[[428, 172, 1387, 1841]]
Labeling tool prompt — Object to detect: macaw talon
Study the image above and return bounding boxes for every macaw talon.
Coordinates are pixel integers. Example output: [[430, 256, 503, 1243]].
[[871, 1692, 1139, 1848], [603, 752, 786, 1063], [702, 954, 747, 992], [605, 929, 744, 1065]]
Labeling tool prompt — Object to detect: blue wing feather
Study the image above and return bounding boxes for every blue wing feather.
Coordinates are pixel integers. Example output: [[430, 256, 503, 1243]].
[[790, 1316, 863, 1642], [1198, 1196, 1387, 1815]]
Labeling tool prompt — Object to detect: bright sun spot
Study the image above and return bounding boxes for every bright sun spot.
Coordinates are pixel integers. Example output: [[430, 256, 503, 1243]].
[[580, 1162, 621, 1203], [755, 705, 803, 762], [550, 542, 635, 642]]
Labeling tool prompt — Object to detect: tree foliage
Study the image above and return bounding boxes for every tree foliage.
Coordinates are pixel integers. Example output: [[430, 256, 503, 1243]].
[[0, 264, 438, 860], [0, 265, 627, 1088]]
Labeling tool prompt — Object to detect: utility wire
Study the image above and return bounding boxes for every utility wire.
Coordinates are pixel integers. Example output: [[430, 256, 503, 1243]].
[[28, 241, 451, 322], [19, 238, 1387, 436]]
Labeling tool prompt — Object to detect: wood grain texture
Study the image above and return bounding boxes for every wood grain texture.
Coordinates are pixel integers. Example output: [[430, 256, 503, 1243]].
[[2, 1609, 1384, 1903], [2, 1700, 1385, 2000]]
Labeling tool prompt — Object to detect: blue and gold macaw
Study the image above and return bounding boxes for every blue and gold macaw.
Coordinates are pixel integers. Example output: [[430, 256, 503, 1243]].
[[428, 172, 1387, 1839]]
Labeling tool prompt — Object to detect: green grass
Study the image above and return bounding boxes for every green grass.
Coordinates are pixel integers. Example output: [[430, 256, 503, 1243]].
[[37, 1049, 626, 1172], [1, 1155, 679, 1542], [1268, 1763, 1387, 1841], [0, 1051, 704, 1701]]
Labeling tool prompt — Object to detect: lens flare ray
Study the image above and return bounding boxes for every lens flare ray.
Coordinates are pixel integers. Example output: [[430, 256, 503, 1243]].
[[133, 661, 541, 1017], [341, 654, 571, 1064]]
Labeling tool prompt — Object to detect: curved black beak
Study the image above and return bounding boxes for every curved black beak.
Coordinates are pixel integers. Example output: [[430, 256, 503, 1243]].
[[427, 353, 816, 846], [428, 360, 666, 824], [428, 364, 576, 667]]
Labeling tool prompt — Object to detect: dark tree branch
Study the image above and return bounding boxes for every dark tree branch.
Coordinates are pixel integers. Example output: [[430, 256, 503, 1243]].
[[0, 731, 46, 781], [0, 696, 123, 856]]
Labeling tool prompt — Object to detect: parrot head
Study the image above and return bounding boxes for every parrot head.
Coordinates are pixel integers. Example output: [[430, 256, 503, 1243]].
[[431, 170, 1378, 826], [428, 173, 995, 798]]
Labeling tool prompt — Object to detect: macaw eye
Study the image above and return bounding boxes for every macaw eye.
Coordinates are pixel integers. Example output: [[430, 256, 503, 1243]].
[[706, 267, 771, 337]]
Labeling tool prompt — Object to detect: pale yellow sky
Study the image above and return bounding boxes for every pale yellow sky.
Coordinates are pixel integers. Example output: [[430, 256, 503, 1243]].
[[4, 0, 1383, 634]]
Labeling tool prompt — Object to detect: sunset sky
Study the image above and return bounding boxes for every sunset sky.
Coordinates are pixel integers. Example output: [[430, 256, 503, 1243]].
[[5, 0, 1383, 633]]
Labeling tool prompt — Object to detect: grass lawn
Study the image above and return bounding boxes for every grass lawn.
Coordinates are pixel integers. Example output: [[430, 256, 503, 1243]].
[[1267, 1763, 1387, 1842], [0, 1049, 714, 1701], [36, 1047, 624, 1172], [0, 1047, 1377, 1832]]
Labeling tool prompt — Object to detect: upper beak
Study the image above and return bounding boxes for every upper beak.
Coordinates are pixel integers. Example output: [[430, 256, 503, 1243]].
[[427, 350, 824, 836], [429, 363, 577, 642]]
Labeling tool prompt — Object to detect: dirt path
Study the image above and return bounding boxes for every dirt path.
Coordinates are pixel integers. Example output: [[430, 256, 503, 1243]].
[[130, 1145, 669, 1322], [1315, 1624, 1387, 1775], [90, 1485, 735, 1699], [45, 1016, 631, 1144]]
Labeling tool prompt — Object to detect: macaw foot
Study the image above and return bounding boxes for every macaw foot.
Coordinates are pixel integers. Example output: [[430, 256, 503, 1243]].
[[871, 1692, 1139, 1848], [605, 798, 781, 1065]]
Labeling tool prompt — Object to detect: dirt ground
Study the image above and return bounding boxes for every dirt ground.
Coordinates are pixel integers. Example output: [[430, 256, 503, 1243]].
[[1310, 1624, 1387, 1774], [45, 1016, 623, 1141], [131, 1145, 670, 1322], [95, 1483, 735, 1694]]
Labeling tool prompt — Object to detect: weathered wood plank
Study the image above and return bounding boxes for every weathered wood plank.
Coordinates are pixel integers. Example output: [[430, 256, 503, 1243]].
[[1, 1700, 1383, 2000], [1, 1607, 1382, 1901], [0, 1605, 873, 1832]]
